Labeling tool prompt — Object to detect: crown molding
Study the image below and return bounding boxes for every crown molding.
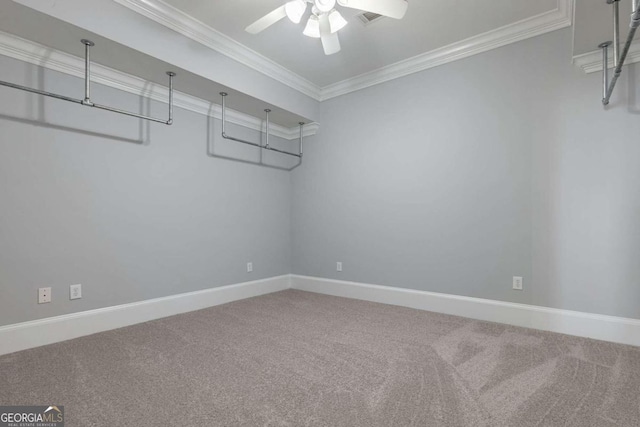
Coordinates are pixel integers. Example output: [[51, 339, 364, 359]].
[[112, 0, 323, 101], [320, 0, 573, 100], [113, 0, 572, 102], [0, 31, 318, 140], [573, 43, 640, 74]]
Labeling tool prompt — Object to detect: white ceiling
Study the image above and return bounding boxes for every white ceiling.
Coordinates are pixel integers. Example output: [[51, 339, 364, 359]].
[[161, 0, 559, 87]]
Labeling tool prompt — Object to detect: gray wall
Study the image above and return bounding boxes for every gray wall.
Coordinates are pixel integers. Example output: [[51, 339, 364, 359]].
[[3, 26, 639, 327], [0, 56, 293, 326], [292, 28, 640, 319]]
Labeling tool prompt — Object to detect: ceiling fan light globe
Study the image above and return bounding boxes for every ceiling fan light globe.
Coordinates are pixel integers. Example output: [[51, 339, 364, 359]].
[[303, 15, 321, 38], [285, 0, 307, 23], [314, 0, 336, 13], [328, 10, 348, 33]]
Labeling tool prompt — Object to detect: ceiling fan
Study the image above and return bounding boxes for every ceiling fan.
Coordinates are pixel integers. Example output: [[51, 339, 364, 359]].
[[245, 0, 408, 55]]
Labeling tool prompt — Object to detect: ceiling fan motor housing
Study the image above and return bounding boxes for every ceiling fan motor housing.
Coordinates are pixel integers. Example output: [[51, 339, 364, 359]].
[[315, 0, 336, 13]]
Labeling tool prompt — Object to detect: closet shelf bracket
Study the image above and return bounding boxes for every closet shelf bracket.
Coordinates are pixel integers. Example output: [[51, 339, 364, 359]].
[[0, 39, 176, 125], [220, 92, 304, 159], [599, 0, 640, 105]]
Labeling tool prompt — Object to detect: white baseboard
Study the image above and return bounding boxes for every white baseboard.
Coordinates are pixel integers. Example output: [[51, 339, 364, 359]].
[[5, 274, 638, 356], [291, 275, 640, 348], [0, 275, 290, 356]]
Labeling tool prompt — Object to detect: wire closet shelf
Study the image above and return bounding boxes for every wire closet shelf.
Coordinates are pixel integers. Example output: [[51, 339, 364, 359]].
[[0, 38, 307, 165]]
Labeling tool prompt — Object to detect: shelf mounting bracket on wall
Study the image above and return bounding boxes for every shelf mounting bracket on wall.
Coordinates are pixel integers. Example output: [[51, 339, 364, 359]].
[[220, 92, 304, 160], [598, 0, 640, 105], [0, 39, 176, 125]]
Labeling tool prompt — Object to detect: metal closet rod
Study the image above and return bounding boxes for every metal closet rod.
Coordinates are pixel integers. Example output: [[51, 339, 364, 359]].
[[220, 92, 304, 159], [0, 39, 176, 125], [599, 0, 640, 105]]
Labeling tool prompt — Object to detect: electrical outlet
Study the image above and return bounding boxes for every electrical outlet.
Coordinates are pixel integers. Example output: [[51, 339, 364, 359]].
[[70, 284, 82, 300], [38, 287, 52, 304], [336, 262, 343, 272], [247, 262, 253, 273], [513, 276, 523, 291]]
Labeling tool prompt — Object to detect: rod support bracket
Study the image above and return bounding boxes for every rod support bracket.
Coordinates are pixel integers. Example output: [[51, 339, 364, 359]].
[[264, 109, 271, 148], [81, 39, 95, 47], [166, 71, 176, 77]]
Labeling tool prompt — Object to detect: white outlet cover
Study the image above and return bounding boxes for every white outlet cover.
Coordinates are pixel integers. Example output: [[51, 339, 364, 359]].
[[38, 287, 52, 304], [247, 262, 253, 273], [70, 284, 82, 300], [513, 276, 523, 290], [337, 262, 343, 272]]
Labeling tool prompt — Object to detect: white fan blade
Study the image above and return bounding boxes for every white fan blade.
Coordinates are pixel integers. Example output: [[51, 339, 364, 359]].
[[245, 5, 287, 34], [321, 32, 341, 55], [337, 0, 408, 19], [319, 14, 341, 55]]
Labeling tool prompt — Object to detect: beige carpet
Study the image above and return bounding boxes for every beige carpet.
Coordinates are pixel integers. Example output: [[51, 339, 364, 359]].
[[1, 290, 639, 426]]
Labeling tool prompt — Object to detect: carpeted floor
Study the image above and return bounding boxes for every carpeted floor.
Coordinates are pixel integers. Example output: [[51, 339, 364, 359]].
[[1, 290, 639, 426]]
